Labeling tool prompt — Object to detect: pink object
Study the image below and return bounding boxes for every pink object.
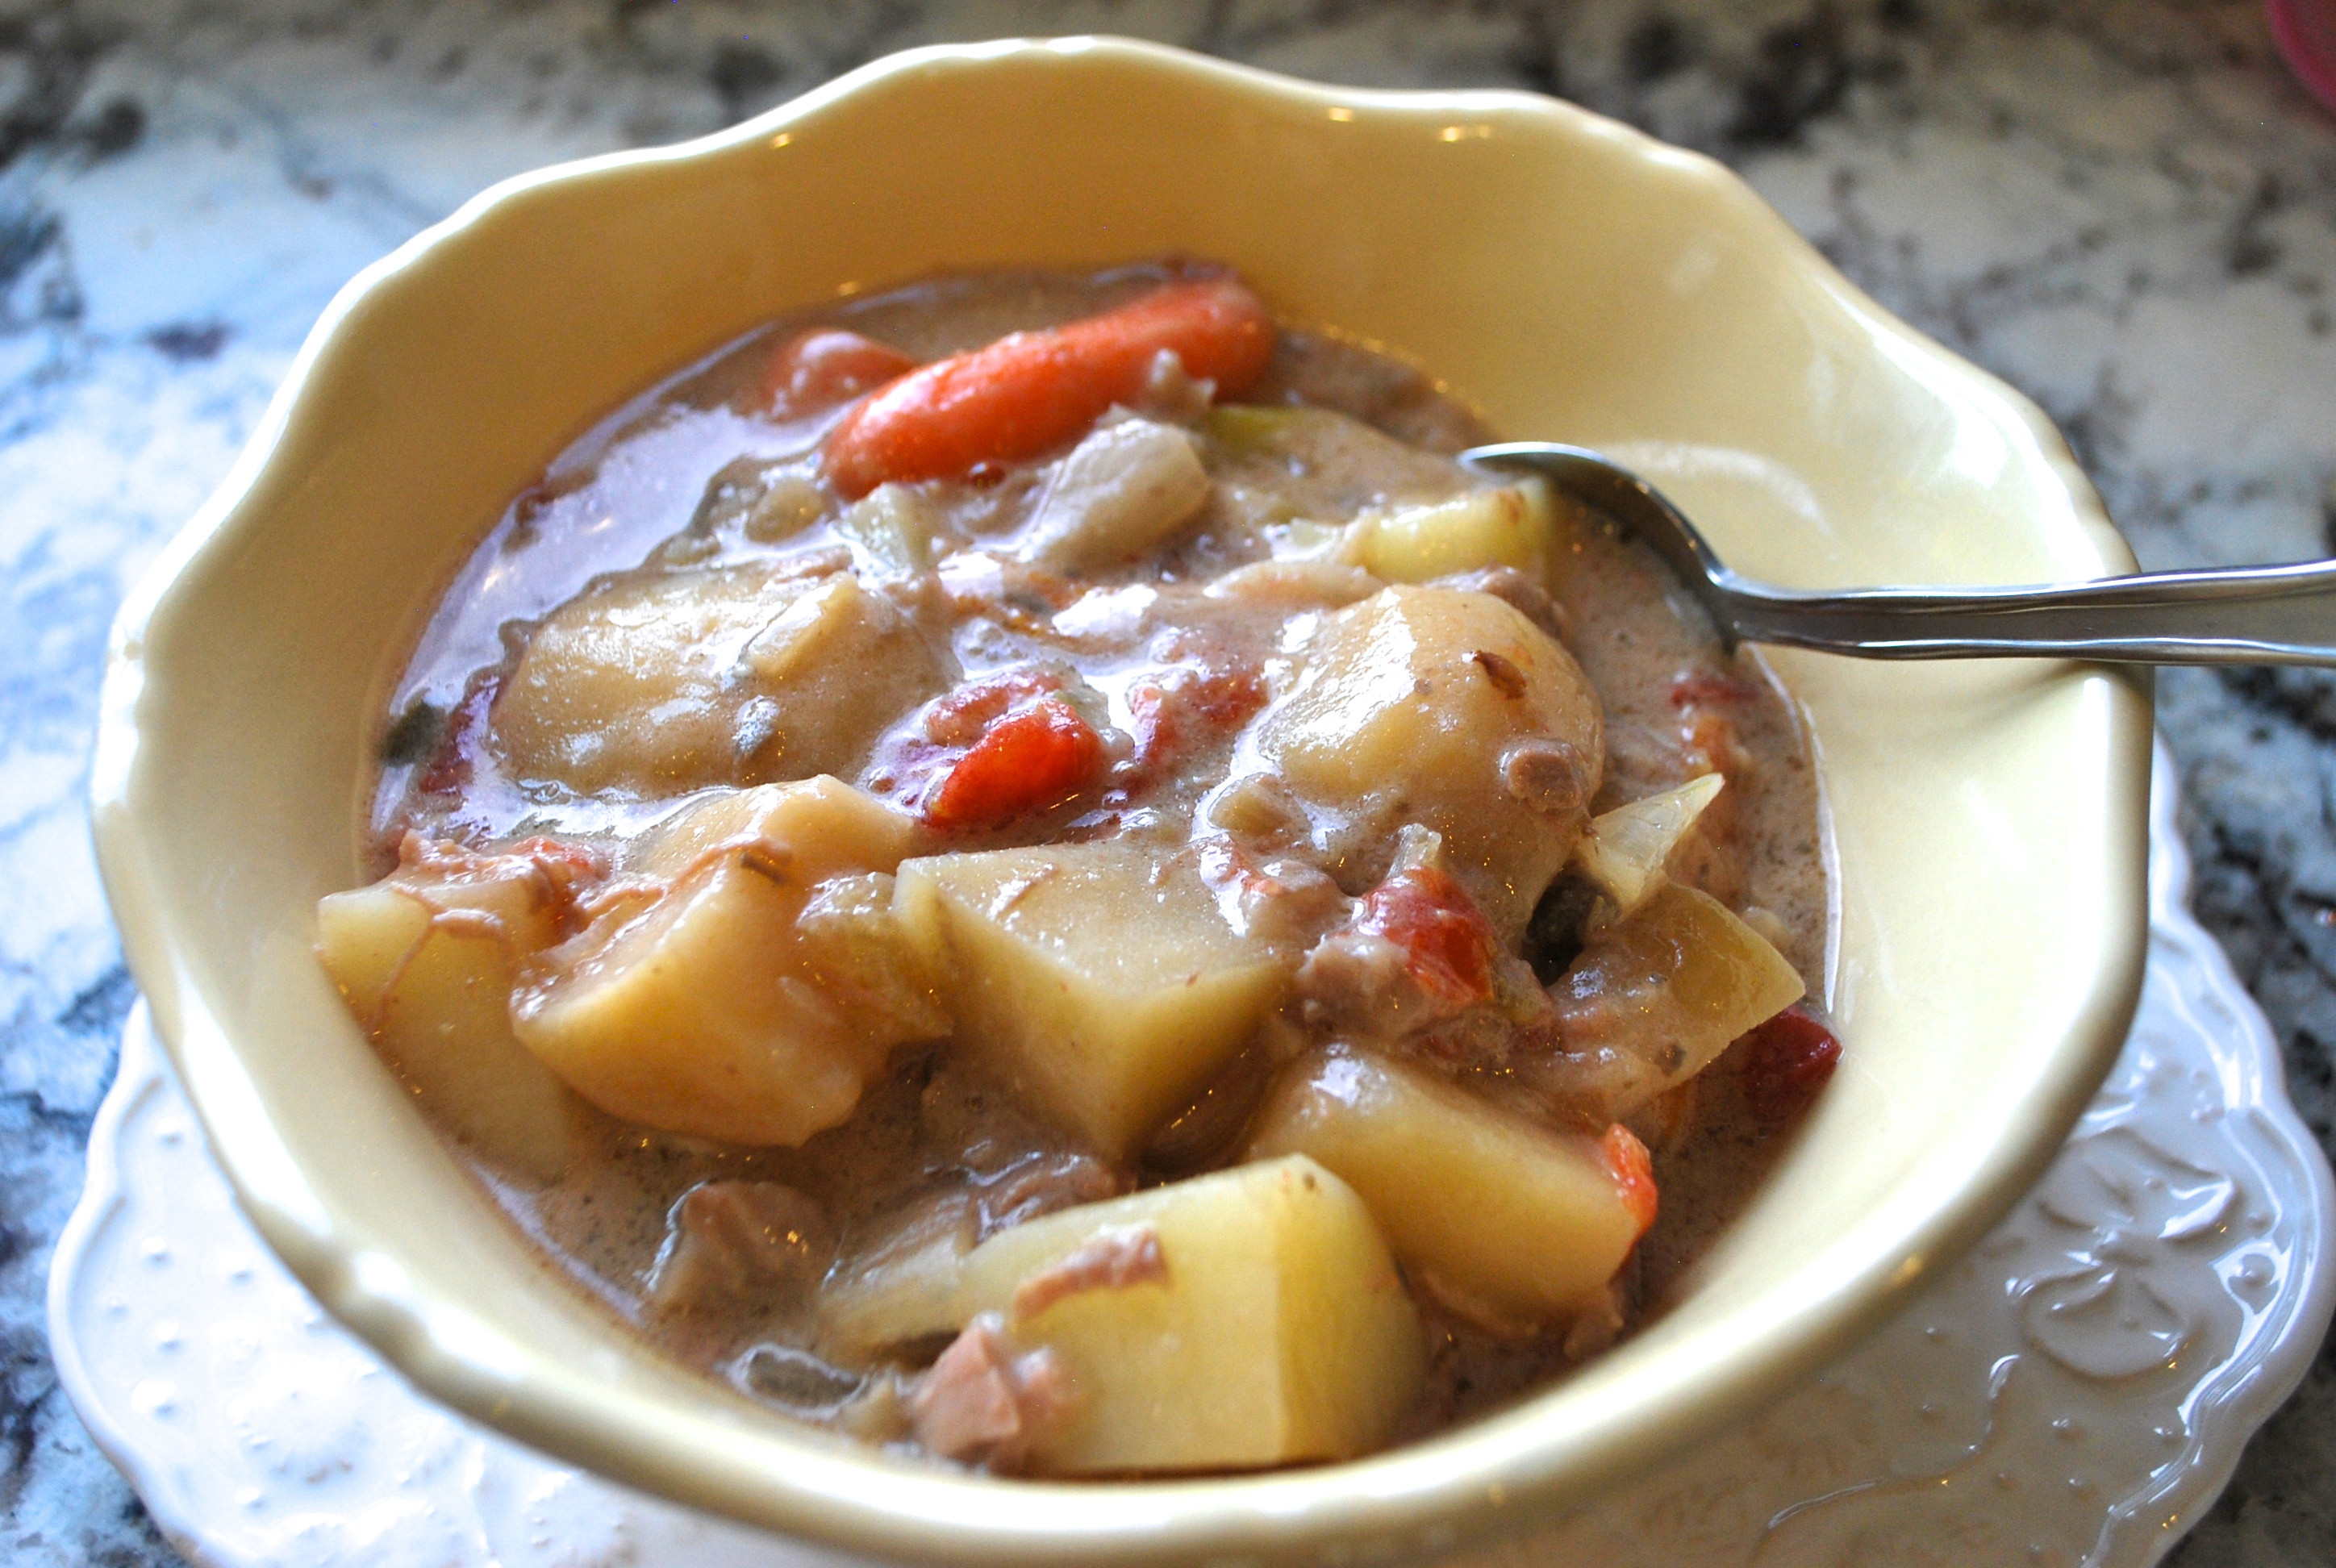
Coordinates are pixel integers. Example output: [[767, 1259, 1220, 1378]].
[[2270, 0, 2336, 113]]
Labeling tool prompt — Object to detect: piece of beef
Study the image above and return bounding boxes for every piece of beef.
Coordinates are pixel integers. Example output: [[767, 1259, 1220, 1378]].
[[1431, 565, 1570, 642], [975, 1152, 1124, 1239], [906, 1312, 1076, 1473], [647, 1181, 835, 1318], [1009, 1224, 1169, 1321]]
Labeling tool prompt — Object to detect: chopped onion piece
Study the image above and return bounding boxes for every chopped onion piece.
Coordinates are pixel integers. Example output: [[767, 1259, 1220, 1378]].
[[1574, 773, 1725, 915]]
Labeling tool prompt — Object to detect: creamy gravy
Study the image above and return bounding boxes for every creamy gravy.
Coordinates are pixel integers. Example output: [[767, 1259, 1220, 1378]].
[[337, 263, 1834, 1470]]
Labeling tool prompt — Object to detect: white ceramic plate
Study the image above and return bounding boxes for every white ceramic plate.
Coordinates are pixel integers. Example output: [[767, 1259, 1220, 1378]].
[[50, 743, 2334, 1568]]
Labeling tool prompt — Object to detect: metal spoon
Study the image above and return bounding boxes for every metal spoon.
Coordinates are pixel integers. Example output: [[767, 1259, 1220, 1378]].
[[1462, 442, 2336, 666]]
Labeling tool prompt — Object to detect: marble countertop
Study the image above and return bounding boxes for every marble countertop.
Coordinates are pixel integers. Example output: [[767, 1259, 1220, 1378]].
[[0, 2, 2329, 1563]]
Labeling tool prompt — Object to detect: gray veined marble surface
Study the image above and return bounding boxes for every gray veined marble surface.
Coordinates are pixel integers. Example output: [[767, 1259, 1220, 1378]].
[[0, 1, 2330, 1563]]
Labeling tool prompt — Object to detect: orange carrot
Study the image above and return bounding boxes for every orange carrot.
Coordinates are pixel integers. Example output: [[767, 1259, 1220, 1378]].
[[761, 328, 916, 420], [823, 276, 1276, 498], [923, 698, 1105, 830]]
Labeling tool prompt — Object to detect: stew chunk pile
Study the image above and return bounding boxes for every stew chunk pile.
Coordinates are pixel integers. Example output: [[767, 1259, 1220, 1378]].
[[319, 263, 1837, 1476]]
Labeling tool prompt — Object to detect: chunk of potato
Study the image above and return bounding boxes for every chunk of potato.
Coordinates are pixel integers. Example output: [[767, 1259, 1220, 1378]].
[[949, 1156, 1423, 1474], [514, 778, 934, 1145], [494, 560, 951, 794], [835, 483, 940, 576], [1352, 482, 1552, 584], [1244, 1048, 1654, 1325], [793, 872, 950, 1043], [1249, 585, 1604, 936], [1548, 881, 1808, 1117], [1574, 774, 1727, 916], [1020, 417, 1212, 573], [740, 573, 885, 684], [316, 853, 586, 1180], [894, 843, 1288, 1158]]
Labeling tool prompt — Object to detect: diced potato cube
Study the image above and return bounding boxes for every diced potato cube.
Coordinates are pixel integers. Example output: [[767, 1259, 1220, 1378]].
[[1244, 1048, 1654, 1324], [495, 560, 803, 793], [740, 573, 892, 685], [627, 774, 913, 878], [1574, 774, 1726, 916], [316, 857, 586, 1180], [1249, 585, 1604, 936], [1020, 418, 1212, 573], [949, 1156, 1423, 1474], [743, 469, 832, 544], [1550, 881, 1808, 1112], [795, 873, 949, 1042], [494, 560, 949, 794], [894, 843, 1288, 1157], [515, 778, 934, 1145], [1353, 482, 1551, 583], [836, 483, 939, 576]]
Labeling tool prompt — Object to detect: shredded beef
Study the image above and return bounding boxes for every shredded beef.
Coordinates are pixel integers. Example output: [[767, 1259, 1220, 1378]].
[[907, 1313, 1077, 1473]]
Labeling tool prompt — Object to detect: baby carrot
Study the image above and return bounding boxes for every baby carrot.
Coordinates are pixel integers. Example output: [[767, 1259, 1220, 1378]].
[[823, 276, 1276, 498], [761, 328, 916, 419]]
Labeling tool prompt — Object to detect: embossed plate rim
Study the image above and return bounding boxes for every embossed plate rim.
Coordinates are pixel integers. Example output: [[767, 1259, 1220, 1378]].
[[46, 742, 2336, 1568], [2100, 742, 2336, 1558]]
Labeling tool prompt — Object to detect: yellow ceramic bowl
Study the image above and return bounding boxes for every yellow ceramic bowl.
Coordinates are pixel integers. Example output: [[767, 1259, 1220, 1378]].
[[90, 37, 2151, 1567]]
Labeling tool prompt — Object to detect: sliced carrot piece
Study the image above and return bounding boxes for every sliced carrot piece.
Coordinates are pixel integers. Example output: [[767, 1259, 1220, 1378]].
[[923, 698, 1106, 831], [824, 276, 1276, 498], [761, 328, 916, 419]]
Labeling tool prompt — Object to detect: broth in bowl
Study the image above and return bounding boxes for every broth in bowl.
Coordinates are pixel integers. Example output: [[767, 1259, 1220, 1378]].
[[315, 261, 1833, 1477]]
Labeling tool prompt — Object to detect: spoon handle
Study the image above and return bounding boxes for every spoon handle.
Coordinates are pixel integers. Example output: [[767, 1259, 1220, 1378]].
[[1710, 561, 2336, 665], [1462, 443, 2336, 667]]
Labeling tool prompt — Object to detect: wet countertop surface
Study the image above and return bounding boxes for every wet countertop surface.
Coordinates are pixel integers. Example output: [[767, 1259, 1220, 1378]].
[[1, 2, 2331, 1562]]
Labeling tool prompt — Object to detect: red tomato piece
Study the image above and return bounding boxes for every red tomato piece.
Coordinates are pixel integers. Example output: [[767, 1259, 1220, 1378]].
[[1739, 1006, 1843, 1123], [1601, 1124, 1660, 1235], [761, 328, 916, 420], [1121, 665, 1266, 789], [1354, 866, 1499, 1007], [924, 698, 1106, 831], [1680, 710, 1746, 778], [823, 276, 1276, 498], [507, 835, 607, 899], [922, 668, 1068, 748], [1667, 669, 1755, 708]]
